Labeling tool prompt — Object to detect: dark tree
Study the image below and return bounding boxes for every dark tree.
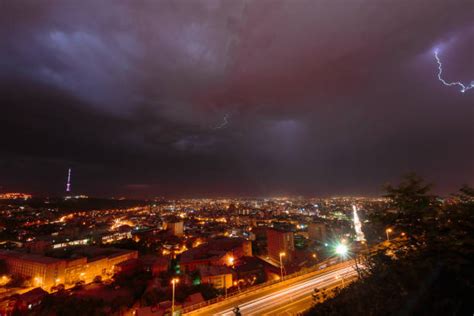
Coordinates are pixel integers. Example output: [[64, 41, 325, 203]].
[[383, 173, 438, 236], [306, 178, 474, 316]]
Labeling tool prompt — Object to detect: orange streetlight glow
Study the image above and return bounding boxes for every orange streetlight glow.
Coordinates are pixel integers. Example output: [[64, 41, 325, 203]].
[[171, 278, 179, 315], [279, 252, 286, 281], [386, 228, 393, 241]]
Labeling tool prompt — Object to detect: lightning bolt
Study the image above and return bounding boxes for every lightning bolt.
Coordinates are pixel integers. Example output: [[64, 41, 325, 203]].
[[213, 114, 230, 129], [434, 49, 474, 93]]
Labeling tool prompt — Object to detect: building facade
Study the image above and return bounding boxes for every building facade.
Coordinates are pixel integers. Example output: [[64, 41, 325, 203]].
[[164, 221, 184, 237], [266, 228, 294, 262], [199, 266, 233, 289], [180, 237, 252, 272], [0, 248, 137, 291]]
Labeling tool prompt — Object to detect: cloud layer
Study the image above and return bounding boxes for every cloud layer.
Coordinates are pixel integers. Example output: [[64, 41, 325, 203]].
[[1, 0, 473, 197]]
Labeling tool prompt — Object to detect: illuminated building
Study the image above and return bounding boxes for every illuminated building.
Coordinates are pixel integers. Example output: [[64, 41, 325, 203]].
[[0, 193, 32, 200], [0, 248, 137, 291], [52, 238, 90, 249], [164, 220, 184, 237], [180, 237, 251, 272], [199, 266, 233, 289], [101, 230, 133, 244], [26, 237, 91, 254], [0, 251, 66, 290], [267, 228, 294, 262]]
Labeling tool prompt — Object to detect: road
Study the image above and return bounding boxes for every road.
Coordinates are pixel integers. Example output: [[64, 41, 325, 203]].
[[257, 281, 353, 316], [186, 261, 358, 316]]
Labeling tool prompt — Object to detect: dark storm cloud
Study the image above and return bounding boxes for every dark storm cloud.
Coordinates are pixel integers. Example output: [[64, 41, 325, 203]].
[[0, 0, 473, 197]]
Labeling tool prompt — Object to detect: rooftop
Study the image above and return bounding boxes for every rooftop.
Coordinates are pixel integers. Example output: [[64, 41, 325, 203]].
[[0, 250, 65, 265], [180, 237, 246, 263]]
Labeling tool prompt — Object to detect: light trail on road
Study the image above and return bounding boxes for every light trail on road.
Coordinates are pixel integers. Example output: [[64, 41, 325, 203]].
[[218, 264, 358, 316]]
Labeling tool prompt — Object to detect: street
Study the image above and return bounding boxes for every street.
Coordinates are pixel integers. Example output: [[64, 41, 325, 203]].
[[186, 261, 358, 316]]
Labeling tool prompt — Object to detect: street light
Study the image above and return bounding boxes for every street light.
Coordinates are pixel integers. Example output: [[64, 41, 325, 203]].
[[228, 256, 235, 266], [335, 244, 348, 257], [386, 228, 392, 241], [234, 281, 241, 293], [34, 276, 43, 287], [279, 252, 286, 281], [171, 278, 179, 315]]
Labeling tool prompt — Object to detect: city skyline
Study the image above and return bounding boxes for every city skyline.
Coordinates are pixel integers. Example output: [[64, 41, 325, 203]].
[[0, 2, 472, 315]]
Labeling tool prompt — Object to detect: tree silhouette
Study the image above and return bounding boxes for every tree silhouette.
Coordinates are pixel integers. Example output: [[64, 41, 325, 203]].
[[305, 178, 474, 316], [382, 173, 439, 238]]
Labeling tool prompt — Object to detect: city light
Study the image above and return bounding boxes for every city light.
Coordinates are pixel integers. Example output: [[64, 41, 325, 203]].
[[3, 2, 471, 315], [0, 193, 32, 200], [335, 244, 348, 257], [386, 228, 393, 241], [34, 276, 43, 287], [171, 278, 179, 315], [0, 275, 10, 286], [352, 205, 366, 242], [279, 252, 286, 281]]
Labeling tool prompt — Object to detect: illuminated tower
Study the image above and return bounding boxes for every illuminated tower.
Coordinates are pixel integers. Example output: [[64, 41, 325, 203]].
[[352, 205, 365, 242], [66, 168, 72, 193]]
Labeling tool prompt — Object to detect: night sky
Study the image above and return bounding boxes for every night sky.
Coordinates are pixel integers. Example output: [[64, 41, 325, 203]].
[[1, 1, 473, 197]]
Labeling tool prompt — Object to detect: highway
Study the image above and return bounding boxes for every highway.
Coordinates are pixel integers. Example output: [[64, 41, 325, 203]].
[[186, 261, 358, 316]]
